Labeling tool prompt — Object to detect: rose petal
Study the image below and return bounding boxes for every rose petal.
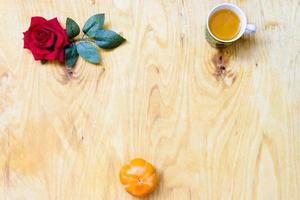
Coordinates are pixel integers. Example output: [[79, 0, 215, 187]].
[[48, 18, 62, 30], [58, 29, 70, 48], [23, 31, 31, 49], [43, 25, 61, 33], [54, 32, 64, 49], [30, 16, 47, 27], [43, 27, 66, 47], [45, 49, 60, 61], [56, 30, 70, 49], [63, 29, 70, 45], [29, 43, 51, 57], [32, 29, 50, 44], [43, 27, 69, 48], [43, 32, 56, 48], [35, 30, 48, 41], [29, 47, 47, 60], [58, 49, 65, 62]]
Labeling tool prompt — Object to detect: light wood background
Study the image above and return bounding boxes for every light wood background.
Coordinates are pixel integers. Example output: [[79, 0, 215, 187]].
[[0, 0, 299, 199]]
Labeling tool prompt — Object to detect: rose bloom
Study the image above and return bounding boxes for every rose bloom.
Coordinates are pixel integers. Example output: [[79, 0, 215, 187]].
[[23, 17, 70, 62]]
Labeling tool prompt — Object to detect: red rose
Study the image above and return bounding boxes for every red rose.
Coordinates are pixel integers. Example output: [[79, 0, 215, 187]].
[[23, 17, 70, 62]]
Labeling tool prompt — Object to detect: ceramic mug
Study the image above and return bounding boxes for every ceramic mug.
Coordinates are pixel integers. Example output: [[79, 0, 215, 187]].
[[205, 3, 256, 47]]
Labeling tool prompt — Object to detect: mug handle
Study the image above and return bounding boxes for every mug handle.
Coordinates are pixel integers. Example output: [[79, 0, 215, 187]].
[[244, 24, 256, 35]]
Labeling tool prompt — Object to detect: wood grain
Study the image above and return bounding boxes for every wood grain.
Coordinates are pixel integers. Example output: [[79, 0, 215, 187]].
[[0, 0, 299, 199]]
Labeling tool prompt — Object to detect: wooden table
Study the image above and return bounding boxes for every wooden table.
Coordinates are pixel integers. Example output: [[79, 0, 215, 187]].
[[0, 0, 299, 199]]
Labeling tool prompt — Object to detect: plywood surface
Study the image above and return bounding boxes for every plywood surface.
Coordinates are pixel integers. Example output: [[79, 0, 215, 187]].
[[0, 0, 299, 199]]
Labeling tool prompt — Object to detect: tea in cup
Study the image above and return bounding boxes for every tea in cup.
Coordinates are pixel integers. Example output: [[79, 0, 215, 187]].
[[206, 3, 256, 47]]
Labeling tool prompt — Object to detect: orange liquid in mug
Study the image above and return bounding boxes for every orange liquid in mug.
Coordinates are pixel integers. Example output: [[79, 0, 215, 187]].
[[209, 9, 240, 41]]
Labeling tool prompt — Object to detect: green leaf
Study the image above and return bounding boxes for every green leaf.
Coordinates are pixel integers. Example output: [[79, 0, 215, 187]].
[[86, 23, 102, 37], [92, 29, 126, 49], [65, 43, 79, 68], [82, 14, 105, 34], [76, 41, 100, 64], [66, 18, 80, 39]]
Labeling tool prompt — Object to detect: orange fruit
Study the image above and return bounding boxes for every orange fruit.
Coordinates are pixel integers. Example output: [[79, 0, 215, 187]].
[[119, 158, 158, 197]]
